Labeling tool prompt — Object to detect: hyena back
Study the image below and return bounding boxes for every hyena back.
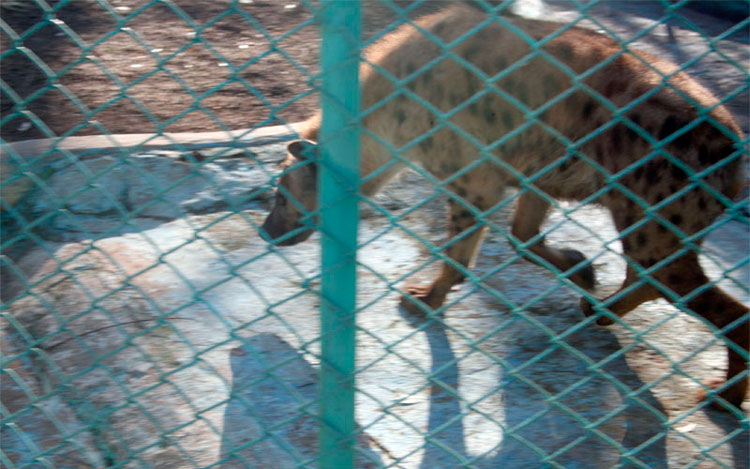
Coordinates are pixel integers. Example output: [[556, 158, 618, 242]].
[[262, 5, 748, 409]]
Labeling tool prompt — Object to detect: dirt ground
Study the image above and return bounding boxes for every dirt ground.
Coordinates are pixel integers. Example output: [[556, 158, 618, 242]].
[[0, 0, 450, 142], [1, 1, 748, 143]]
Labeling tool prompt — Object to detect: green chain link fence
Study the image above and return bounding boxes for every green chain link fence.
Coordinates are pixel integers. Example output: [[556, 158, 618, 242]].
[[2, 0, 749, 467]]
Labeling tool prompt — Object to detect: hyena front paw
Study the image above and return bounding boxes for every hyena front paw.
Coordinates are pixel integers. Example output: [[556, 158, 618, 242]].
[[561, 249, 596, 290], [400, 283, 449, 314]]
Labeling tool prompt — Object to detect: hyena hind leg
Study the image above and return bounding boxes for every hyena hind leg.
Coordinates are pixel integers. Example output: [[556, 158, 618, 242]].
[[580, 224, 663, 325], [657, 255, 749, 410], [582, 200, 747, 410], [511, 191, 596, 290], [579, 263, 661, 326], [401, 198, 487, 314]]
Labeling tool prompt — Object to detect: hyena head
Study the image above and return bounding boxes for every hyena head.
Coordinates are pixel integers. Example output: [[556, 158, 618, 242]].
[[261, 139, 318, 246]]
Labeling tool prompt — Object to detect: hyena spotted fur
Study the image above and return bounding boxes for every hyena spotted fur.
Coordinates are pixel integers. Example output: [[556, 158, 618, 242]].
[[262, 5, 749, 409]]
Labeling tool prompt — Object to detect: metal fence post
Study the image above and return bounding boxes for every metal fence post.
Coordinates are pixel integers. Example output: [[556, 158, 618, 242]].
[[318, 1, 361, 468]]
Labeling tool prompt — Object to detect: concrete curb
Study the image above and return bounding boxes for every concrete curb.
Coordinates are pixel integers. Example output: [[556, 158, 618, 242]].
[[0, 123, 304, 160]]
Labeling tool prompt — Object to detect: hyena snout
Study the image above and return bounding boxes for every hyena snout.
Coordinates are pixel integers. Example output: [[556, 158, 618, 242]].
[[260, 207, 314, 246], [261, 139, 319, 246]]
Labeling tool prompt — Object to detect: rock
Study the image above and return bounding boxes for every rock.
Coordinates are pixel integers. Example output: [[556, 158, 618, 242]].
[[0, 155, 35, 212], [1, 325, 106, 467], [25, 144, 286, 239], [2, 229, 381, 467]]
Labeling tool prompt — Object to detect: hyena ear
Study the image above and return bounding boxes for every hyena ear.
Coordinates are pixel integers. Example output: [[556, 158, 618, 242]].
[[287, 139, 317, 161]]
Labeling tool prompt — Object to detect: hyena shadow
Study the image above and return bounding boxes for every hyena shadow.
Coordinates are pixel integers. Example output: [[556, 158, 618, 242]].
[[385, 205, 665, 467], [219, 334, 383, 468], [402, 295, 669, 468]]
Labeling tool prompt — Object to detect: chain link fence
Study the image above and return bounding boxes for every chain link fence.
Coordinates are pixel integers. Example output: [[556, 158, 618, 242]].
[[2, 0, 749, 468]]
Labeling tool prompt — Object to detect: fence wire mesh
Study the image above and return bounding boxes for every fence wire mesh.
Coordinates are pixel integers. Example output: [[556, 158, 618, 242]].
[[2, 0, 749, 468]]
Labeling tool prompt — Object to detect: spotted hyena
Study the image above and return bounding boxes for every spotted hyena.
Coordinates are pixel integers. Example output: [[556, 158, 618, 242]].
[[262, 5, 749, 409]]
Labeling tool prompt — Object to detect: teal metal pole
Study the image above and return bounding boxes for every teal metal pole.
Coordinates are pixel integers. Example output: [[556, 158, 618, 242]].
[[318, 1, 360, 468]]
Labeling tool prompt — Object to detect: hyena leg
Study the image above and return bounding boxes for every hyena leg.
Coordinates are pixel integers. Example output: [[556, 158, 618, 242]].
[[401, 198, 486, 313], [580, 263, 661, 326], [511, 191, 595, 289], [656, 254, 749, 409], [580, 222, 662, 325]]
